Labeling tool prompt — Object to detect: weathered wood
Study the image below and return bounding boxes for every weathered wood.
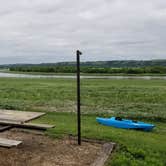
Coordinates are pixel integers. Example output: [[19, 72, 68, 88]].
[[68, 135, 107, 144], [0, 138, 22, 148], [68, 135, 115, 166], [19, 123, 55, 130], [12, 128, 45, 135], [0, 109, 45, 123], [0, 120, 55, 130], [0, 125, 12, 132], [91, 143, 115, 166]]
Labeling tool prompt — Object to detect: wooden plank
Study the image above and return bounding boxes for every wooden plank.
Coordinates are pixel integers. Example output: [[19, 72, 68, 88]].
[[0, 138, 22, 148], [91, 143, 115, 166], [13, 128, 45, 135], [24, 123, 55, 130], [0, 125, 12, 132], [68, 136, 115, 166], [0, 109, 45, 123], [0, 120, 55, 130]]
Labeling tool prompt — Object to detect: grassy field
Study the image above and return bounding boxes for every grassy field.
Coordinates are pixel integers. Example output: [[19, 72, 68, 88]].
[[0, 78, 166, 165]]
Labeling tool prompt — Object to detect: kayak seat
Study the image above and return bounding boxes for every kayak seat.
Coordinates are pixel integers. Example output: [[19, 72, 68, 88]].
[[115, 117, 122, 121]]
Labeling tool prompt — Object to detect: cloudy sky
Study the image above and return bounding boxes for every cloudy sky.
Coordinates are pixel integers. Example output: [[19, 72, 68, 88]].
[[0, 0, 166, 64]]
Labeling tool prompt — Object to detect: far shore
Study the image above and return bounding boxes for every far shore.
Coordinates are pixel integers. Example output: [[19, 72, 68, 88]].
[[1, 69, 166, 77]]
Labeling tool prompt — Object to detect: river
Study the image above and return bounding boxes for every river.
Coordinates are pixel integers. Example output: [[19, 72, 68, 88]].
[[0, 72, 166, 80]]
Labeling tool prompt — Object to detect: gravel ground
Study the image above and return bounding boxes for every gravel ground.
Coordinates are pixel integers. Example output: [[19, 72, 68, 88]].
[[0, 129, 102, 166]]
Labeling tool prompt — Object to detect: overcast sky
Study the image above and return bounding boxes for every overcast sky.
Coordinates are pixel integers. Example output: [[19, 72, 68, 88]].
[[0, 0, 166, 64]]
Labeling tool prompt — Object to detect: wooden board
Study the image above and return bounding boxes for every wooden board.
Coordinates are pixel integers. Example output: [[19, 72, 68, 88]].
[[0, 138, 22, 148], [23, 123, 55, 130], [91, 143, 115, 166], [0, 125, 12, 132], [0, 109, 45, 123], [0, 120, 55, 130]]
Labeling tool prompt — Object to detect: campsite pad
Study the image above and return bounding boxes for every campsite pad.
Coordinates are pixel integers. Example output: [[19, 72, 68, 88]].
[[0, 129, 102, 166], [0, 109, 45, 123]]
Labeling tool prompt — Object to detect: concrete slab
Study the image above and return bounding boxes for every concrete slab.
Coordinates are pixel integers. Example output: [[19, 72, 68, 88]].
[[0, 109, 45, 123]]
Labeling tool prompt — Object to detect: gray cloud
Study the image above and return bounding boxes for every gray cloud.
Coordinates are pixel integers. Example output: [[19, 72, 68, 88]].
[[0, 0, 166, 64]]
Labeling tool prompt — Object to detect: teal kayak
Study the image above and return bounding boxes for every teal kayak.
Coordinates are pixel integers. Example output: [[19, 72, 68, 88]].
[[96, 117, 155, 131]]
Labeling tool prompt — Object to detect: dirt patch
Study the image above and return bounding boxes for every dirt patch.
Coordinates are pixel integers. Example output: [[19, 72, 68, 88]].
[[0, 129, 102, 166]]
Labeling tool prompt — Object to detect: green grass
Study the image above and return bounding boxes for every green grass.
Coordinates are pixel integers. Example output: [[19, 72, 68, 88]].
[[0, 78, 165, 121], [34, 112, 166, 166], [0, 78, 165, 165]]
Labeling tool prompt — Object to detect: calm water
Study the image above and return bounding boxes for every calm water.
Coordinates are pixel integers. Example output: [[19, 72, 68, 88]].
[[0, 72, 166, 80]]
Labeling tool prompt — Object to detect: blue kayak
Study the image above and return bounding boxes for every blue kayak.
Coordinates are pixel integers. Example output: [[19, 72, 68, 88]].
[[96, 117, 155, 131]]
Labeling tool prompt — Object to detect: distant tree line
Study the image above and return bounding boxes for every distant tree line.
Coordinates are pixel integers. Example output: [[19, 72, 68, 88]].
[[9, 66, 166, 74], [55, 60, 166, 68], [1, 60, 166, 69]]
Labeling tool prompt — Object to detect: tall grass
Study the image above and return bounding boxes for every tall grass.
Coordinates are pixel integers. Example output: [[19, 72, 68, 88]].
[[0, 78, 165, 121], [0, 78, 165, 165]]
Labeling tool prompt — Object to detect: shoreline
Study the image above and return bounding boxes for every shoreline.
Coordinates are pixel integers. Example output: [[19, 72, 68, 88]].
[[1, 70, 166, 77]]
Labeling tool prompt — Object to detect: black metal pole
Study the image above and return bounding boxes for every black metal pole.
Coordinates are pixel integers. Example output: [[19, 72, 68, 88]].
[[76, 50, 82, 145]]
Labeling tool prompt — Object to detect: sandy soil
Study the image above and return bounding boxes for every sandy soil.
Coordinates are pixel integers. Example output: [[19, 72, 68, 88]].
[[0, 129, 102, 166]]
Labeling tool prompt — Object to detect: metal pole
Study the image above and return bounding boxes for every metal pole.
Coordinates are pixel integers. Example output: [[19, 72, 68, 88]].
[[76, 50, 82, 145]]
